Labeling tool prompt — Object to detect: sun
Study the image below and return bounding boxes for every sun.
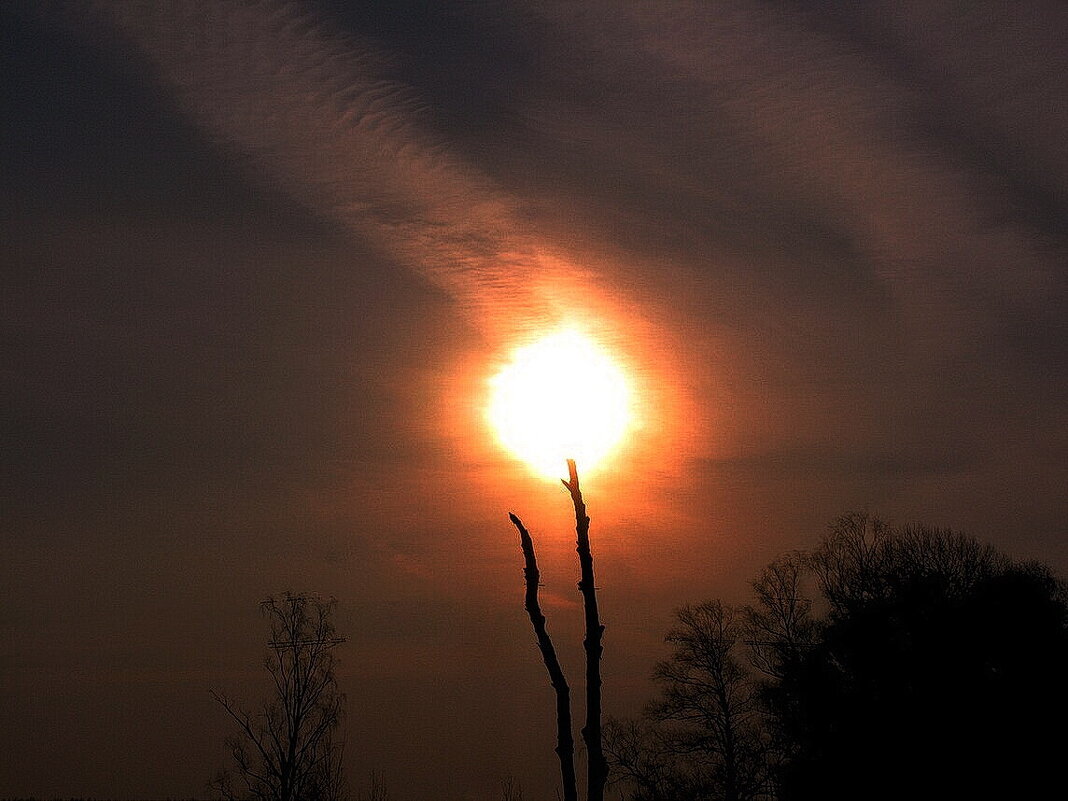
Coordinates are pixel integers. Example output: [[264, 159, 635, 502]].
[[488, 329, 634, 479]]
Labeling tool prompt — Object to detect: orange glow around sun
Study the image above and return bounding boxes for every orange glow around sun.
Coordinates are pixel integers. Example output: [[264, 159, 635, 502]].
[[488, 329, 635, 479]]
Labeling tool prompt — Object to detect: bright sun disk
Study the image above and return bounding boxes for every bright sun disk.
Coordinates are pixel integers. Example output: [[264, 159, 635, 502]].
[[488, 329, 634, 479]]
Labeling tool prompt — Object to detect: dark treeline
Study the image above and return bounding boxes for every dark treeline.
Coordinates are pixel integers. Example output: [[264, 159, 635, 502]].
[[604, 513, 1068, 801], [212, 514, 1068, 801]]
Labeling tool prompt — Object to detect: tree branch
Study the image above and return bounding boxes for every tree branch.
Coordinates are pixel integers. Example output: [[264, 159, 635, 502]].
[[509, 512, 578, 801], [563, 458, 608, 801]]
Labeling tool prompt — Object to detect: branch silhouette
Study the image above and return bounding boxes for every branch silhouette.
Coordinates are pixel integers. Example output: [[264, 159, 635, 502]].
[[509, 512, 578, 801], [211, 593, 345, 801], [564, 458, 608, 801]]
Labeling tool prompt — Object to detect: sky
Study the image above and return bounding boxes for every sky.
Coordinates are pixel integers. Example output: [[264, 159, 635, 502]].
[[2, 1, 1066, 799]]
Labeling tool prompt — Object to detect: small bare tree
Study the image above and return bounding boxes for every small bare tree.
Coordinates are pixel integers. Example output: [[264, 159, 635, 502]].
[[606, 603, 774, 801], [651, 603, 772, 801], [212, 592, 347, 801]]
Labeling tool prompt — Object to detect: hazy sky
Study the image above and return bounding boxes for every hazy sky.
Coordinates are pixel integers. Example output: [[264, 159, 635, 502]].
[[3, 2, 1066, 799]]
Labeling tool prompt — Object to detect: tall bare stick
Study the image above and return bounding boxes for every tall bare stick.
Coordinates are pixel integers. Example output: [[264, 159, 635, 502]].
[[509, 512, 578, 801], [563, 458, 608, 801]]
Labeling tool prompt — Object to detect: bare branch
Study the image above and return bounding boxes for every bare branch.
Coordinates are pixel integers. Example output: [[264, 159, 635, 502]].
[[509, 512, 578, 801], [563, 458, 608, 801]]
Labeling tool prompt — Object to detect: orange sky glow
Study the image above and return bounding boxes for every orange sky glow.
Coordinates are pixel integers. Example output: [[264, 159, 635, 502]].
[[5, 3, 1067, 800]]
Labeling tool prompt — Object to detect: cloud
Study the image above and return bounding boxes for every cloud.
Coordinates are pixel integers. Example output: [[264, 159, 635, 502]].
[[520, 1, 1066, 337], [72, 0, 1067, 476], [83, 0, 615, 346]]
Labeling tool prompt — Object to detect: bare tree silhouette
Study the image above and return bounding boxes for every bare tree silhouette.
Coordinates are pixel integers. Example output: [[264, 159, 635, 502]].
[[606, 603, 774, 801], [211, 592, 346, 801]]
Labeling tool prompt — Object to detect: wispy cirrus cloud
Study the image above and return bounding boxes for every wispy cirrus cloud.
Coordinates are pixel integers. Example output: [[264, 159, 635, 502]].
[[74, 0, 1068, 477], [86, 0, 611, 344], [519, 1, 1066, 345]]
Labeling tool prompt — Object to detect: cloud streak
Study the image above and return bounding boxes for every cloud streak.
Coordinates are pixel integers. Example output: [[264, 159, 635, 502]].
[[5, 4, 1067, 799], [521, 1, 1066, 339], [87, 0, 616, 345], [74, 0, 1067, 483]]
